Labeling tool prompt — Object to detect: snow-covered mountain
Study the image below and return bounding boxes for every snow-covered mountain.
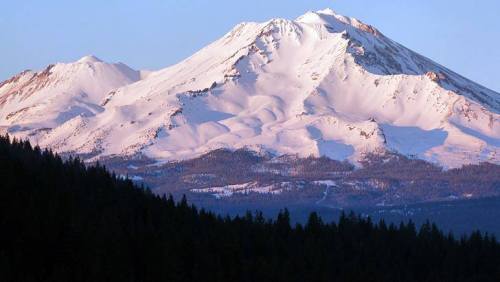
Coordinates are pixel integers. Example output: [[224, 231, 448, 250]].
[[1, 9, 499, 168], [0, 55, 142, 141]]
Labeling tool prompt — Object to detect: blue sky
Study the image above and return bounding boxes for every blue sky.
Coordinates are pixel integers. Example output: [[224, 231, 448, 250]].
[[1, 0, 499, 92]]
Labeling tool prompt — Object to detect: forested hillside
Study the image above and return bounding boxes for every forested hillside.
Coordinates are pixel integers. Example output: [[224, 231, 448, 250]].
[[0, 135, 499, 282]]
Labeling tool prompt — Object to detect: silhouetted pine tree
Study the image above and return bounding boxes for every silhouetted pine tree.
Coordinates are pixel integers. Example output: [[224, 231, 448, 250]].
[[0, 135, 499, 282]]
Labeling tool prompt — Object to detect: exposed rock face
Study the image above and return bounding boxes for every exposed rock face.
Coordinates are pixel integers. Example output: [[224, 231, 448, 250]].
[[426, 71, 447, 82]]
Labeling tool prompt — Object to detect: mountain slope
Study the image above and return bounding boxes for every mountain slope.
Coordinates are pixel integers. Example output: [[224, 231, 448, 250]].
[[1, 9, 499, 167], [0, 55, 141, 141]]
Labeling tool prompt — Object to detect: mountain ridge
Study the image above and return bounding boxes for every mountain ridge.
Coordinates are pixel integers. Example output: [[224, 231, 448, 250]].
[[1, 9, 498, 168]]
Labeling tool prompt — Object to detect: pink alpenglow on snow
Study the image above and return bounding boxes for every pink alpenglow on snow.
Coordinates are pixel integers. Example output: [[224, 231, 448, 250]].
[[0, 9, 498, 168]]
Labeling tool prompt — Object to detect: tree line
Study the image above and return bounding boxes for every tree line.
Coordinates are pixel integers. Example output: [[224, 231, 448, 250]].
[[0, 135, 499, 281]]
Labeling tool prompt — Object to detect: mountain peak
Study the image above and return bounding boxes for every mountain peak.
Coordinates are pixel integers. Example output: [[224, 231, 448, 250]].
[[77, 55, 103, 64], [296, 9, 344, 25], [316, 8, 338, 16], [296, 9, 380, 36], [1, 9, 499, 169]]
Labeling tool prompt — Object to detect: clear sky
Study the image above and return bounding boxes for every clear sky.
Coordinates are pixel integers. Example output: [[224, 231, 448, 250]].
[[1, 0, 499, 92]]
